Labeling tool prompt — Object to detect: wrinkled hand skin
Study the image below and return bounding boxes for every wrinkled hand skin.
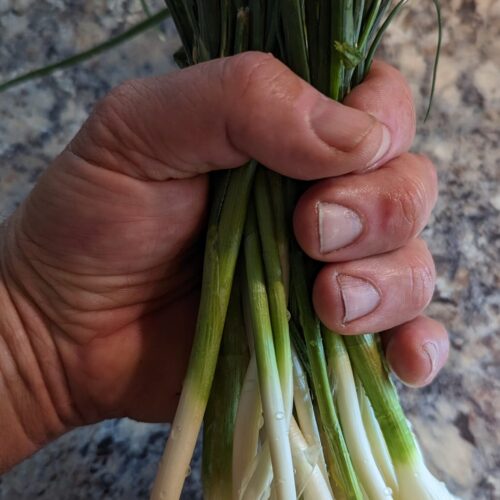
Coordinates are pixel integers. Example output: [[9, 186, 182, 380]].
[[0, 52, 449, 472]]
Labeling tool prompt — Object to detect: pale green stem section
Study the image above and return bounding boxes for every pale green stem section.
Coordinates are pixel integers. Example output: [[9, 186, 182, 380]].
[[290, 240, 362, 500], [343, 334, 418, 465], [239, 169, 295, 500], [243, 419, 334, 500], [292, 349, 329, 485], [266, 170, 290, 297], [394, 460, 459, 500], [233, 355, 262, 499], [269, 485, 278, 500], [254, 169, 293, 420], [203, 281, 248, 500], [244, 204, 296, 500], [344, 335, 460, 499], [241, 443, 272, 500], [151, 164, 256, 500], [323, 330, 391, 500], [357, 380, 398, 495], [290, 419, 335, 500]]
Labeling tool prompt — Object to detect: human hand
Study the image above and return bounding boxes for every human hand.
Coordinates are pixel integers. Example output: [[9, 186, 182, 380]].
[[0, 53, 448, 468]]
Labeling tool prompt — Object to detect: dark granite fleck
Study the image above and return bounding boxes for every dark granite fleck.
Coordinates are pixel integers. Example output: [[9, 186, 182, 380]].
[[454, 412, 477, 446]]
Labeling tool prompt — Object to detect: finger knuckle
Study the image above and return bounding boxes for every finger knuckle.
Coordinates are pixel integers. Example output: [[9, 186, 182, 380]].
[[222, 52, 302, 121], [393, 171, 430, 239], [73, 79, 157, 176], [408, 250, 436, 311], [221, 52, 301, 151], [102, 79, 154, 130], [222, 52, 281, 98], [402, 84, 417, 139], [418, 155, 439, 205]]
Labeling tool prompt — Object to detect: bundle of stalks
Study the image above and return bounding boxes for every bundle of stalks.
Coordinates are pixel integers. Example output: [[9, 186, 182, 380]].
[[149, 1, 458, 499]]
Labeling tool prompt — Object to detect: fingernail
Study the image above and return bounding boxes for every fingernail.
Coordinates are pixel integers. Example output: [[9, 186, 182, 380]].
[[310, 96, 391, 169], [366, 124, 391, 170], [390, 370, 420, 389], [422, 341, 439, 383], [318, 202, 363, 253], [310, 96, 377, 152], [337, 275, 380, 323], [386, 353, 420, 389]]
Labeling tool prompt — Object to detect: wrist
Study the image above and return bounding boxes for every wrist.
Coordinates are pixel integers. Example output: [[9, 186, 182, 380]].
[[0, 218, 82, 473]]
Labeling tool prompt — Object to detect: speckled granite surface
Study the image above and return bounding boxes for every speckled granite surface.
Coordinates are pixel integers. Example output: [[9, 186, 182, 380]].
[[0, 1, 498, 499]]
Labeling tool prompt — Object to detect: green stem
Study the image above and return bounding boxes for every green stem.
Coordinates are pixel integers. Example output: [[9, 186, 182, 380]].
[[343, 334, 418, 464], [0, 9, 170, 93], [290, 241, 362, 500], [323, 330, 390, 500], [254, 169, 293, 418], [265, 170, 290, 297], [241, 169, 294, 500], [150, 163, 256, 500], [357, 377, 398, 494], [330, 0, 354, 100], [244, 203, 296, 500], [292, 348, 329, 484], [232, 355, 262, 499], [289, 418, 334, 500], [203, 278, 249, 500], [280, 0, 311, 82]]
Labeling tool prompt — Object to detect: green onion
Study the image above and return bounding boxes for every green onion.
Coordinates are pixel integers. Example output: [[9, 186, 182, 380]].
[[357, 377, 399, 494], [202, 279, 249, 500], [344, 334, 458, 499], [150, 164, 256, 500], [289, 418, 334, 499], [149, 2, 457, 499], [232, 355, 262, 499], [244, 203, 296, 500], [254, 169, 293, 419], [0, 9, 171, 93], [290, 241, 363, 500], [323, 329, 391, 499], [292, 348, 329, 483]]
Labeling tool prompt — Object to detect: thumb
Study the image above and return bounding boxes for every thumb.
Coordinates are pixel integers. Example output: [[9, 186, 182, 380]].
[[68, 52, 400, 181]]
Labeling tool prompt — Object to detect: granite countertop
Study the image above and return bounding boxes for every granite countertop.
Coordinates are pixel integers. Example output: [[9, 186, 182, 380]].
[[0, 1, 498, 499]]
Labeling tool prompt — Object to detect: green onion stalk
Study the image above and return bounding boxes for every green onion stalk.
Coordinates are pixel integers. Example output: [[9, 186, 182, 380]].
[[0, 9, 171, 93], [243, 203, 296, 499], [357, 376, 399, 493], [149, 1, 459, 499], [323, 330, 390, 499], [231, 354, 262, 498], [202, 278, 249, 500], [150, 163, 257, 500], [344, 334, 459, 500]]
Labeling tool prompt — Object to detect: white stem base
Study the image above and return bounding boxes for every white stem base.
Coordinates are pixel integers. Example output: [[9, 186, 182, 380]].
[[394, 459, 460, 500], [150, 382, 202, 500]]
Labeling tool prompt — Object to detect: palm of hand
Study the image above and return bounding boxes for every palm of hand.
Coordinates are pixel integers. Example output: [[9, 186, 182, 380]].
[[15, 150, 209, 422]]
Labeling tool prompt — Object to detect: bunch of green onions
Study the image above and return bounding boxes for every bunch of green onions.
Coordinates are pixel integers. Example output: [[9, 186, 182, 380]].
[[150, 1, 458, 499]]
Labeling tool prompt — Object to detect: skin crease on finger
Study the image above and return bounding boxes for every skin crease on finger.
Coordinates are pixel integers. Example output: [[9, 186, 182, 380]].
[[312, 239, 437, 335], [383, 316, 450, 388]]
